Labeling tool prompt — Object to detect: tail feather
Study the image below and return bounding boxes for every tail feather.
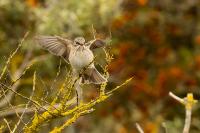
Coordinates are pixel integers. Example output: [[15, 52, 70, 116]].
[[82, 67, 107, 84]]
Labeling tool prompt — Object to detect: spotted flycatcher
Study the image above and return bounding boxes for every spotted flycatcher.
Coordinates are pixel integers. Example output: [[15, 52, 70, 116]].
[[35, 35, 107, 84]]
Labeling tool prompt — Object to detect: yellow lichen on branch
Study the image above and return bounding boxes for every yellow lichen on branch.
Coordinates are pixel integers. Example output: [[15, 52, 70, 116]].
[[24, 76, 132, 133]]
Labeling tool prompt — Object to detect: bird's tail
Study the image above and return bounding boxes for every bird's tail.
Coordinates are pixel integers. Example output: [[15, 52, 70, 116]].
[[82, 67, 107, 84]]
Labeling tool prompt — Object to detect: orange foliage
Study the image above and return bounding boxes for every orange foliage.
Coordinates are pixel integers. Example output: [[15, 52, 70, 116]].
[[137, 0, 148, 6], [26, 0, 38, 7], [113, 107, 125, 120], [185, 76, 197, 87], [108, 57, 125, 73], [129, 27, 142, 35], [155, 70, 167, 89], [122, 11, 137, 21], [195, 55, 200, 69], [112, 18, 126, 29], [135, 69, 148, 81], [133, 47, 146, 63], [117, 126, 128, 133], [119, 43, 132, 57], [195, 35, 200, 45], [147, 30, 164, 45], [167, 24, 183, 36], [133, 80, 151, 94], [108, 43, 133, 73], [156, 47, 170, 58], [145, 122, 158, 133], [168, 66, 183, 79], [112, 12, 137, 30]]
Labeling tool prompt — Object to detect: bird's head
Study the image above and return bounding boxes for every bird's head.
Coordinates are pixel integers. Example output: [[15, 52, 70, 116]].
[[73, 37, 85, 46]]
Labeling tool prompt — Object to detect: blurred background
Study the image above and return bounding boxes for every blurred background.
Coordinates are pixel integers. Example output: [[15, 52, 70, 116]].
[[1, 0, 200, 132]]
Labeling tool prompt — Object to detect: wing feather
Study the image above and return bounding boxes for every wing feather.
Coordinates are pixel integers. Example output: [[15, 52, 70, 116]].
[[35, 35, 72, 58], [87, 39, 106, 50]]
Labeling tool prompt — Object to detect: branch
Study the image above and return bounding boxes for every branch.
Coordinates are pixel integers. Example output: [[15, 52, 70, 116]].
[[0, 32, 29, 81], [135, 123, 144, 133], [169, 92, 184, 103], [183, 109, 192, 133], [24, 77, 132, 133], [162, 122, 168, 133], [12, 72, 37, 132], [50, 109, 95, 133], [169, 92, 198, 133], [3, 119, 12, 133], [0, 54, 49, 108], [0, 33, 30, 108], [0, 97, 76, 118]]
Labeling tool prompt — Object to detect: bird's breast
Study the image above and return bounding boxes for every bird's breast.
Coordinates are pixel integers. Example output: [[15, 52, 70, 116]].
[[69, 46, 94, 70]]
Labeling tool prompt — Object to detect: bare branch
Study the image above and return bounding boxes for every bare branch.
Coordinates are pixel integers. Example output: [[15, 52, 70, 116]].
[[135, 123, 144, 133], [169, 92, 198, 133], [1, 86, 26, 126], [0, 32, 29, 81], [169, 92, 184, 104], [0, 54, 49, 109], [0, 83, 57, 116], [3, 118, 12, 133], [12, 72, 37, 132], [0, 97, 76, 118], [162, 122, 168, 133], [183, 109, 192, 133], [91, 24, 96, 39]]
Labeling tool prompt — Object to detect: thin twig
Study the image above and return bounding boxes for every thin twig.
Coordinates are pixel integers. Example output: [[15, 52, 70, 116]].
[[0, 83, 55, 116], [162, 122, 168, 133], [0, 54, 48, 108], [91, 24, 96, 39], [3, 118, 13, 133], [0, 32, 29, 81], [169, 92, 197, 133], [135, 123, 144, 133], [169, 92, 184, 103], [12, 72, 37, 132], [1, 86, 26, 126], [0, 97, 76, 118]]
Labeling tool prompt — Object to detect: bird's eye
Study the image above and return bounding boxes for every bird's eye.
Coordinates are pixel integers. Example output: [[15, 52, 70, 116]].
[[76, 42, 81, 45]]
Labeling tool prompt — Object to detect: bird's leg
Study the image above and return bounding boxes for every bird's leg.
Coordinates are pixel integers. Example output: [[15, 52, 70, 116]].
[[75, 78, 83, 106]]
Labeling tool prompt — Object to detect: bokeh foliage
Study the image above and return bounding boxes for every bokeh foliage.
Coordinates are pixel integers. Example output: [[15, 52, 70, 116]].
[[1, 0, 200, 132]]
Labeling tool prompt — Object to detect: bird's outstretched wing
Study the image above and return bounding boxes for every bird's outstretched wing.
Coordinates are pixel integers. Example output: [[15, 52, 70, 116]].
[[87, 39, 106, 50], [35, 35, 72, 59]]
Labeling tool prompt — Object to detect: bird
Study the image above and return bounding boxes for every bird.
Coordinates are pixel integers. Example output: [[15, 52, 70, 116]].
[[35, 35, 107, 85]]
